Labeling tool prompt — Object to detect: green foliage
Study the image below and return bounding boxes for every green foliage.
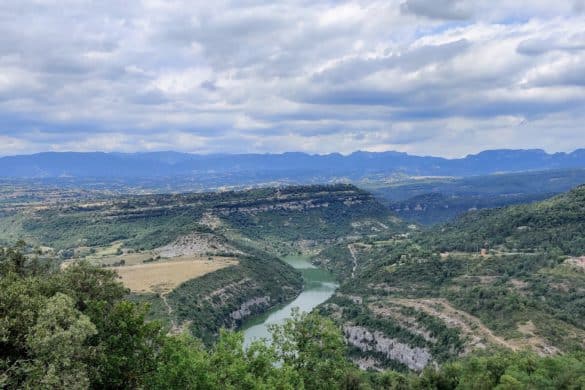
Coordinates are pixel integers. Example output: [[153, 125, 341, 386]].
[[316, 187, 585, 368], [85, 300, 164, 389], [24, 293, 97, 389], [0, 183, 388, 251], [223, 190, 390, 243], [0, 245, 164, 389], [145, 333, 212, 389], [270, 308, 351, 389], [418, 351, 585, 390]]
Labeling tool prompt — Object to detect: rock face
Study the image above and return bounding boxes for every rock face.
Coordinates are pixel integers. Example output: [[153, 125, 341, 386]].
[[230, 296, 271, 322], [214, 196, 365, 215], [343, 325, 432, 371], [155, 232, 240, 257]]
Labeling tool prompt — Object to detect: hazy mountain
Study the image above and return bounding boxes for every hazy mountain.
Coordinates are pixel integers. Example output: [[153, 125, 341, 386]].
[[1, 149, 585, 179]]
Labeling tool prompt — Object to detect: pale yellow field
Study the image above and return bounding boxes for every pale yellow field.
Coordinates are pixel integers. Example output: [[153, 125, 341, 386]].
[[113, 257, 238, 293]]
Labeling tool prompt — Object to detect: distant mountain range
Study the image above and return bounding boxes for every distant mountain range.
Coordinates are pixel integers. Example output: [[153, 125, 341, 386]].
[[1, 149, 585, 179]]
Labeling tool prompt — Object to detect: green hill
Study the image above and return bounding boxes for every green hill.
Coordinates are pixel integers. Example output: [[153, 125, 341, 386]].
[[317, 186, 585, 371], [1, 184, 584, 388], [425, 184, 585, 255]]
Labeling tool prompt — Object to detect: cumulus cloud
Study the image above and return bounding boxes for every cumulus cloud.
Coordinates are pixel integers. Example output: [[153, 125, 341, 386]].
[[517, 33, 585, 56], [0, 0, 583, 157]]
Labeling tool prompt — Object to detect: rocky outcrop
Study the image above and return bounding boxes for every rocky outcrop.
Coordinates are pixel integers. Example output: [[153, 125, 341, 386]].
[[204, 278, 255, 305], [215, 198, 357, 215], [210, 189, 373, 215], [343, 325, 432, 371], [155, 232, 241, 258], [230, 296, 271, 321]]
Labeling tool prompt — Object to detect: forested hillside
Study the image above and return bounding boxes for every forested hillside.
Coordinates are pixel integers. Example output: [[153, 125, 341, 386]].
[[2, 182, 585, 387], [425, 185, 585, 255], [316, 186, 585, 371]]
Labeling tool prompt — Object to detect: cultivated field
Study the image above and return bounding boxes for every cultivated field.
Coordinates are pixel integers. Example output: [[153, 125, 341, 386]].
[[114, 256, 238, 293]]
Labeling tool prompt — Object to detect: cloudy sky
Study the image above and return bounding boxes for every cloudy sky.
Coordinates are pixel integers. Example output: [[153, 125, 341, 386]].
[[0, 0, 584, 157]]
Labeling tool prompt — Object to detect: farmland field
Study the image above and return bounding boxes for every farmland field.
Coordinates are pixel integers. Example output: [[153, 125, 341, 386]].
[[114, 256, 238, 293]]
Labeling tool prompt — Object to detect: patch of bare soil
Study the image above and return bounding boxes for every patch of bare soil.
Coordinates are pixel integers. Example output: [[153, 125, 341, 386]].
[[516, 321, 560, 356], [114, 257, 238, 293], [199, 212, 222, 229], [566, 256, 585, 271]]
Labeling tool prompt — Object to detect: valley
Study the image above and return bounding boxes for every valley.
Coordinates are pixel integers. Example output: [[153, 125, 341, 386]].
[[3, 1, 585, 385], [1, 179, 584, 385], [0, 183, 396, 344]]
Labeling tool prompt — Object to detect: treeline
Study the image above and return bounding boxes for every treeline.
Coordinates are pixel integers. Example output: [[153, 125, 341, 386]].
[[2, 245, 585, 389]]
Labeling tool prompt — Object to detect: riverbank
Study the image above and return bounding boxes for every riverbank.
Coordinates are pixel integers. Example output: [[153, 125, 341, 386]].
[[242, 254, 338, 347]]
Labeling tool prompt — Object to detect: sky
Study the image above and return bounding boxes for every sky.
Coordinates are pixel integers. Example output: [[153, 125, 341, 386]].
[[0, 0, 584, 157]]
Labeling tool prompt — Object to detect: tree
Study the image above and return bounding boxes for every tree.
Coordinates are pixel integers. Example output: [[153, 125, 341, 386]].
[[146, 333, 212, 389], [25, 293, 97, 389], [85, 300, 164, 389], [270, 308, 351, 389], [208, 330, 301, 389]]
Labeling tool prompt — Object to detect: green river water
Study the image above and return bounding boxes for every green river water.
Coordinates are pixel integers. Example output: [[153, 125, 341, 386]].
[[242, 255, 338, 347]]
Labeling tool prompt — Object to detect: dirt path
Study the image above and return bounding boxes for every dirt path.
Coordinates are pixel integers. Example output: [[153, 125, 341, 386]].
[[387, 298, 518, 352], [348, 244, 358, 278], [161, 293, 191, 334], [160, 293, 177, 330]]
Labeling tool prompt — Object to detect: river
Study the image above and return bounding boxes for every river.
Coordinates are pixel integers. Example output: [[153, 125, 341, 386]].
[[242, 254, 338, 347]]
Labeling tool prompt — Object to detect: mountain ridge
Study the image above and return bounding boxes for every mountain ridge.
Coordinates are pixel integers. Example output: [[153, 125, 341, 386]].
[[2, 149, 585, 179]]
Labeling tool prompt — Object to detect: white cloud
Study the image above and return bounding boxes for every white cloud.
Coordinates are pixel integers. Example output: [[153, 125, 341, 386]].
[[0, 0, 583, 157]]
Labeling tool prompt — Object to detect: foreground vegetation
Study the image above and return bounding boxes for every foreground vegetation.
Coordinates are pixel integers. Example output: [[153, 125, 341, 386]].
[[1, 247, 584, 389]]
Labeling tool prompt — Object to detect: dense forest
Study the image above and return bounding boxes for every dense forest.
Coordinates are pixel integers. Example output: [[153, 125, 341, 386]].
[[423, 185, 585, 255]]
